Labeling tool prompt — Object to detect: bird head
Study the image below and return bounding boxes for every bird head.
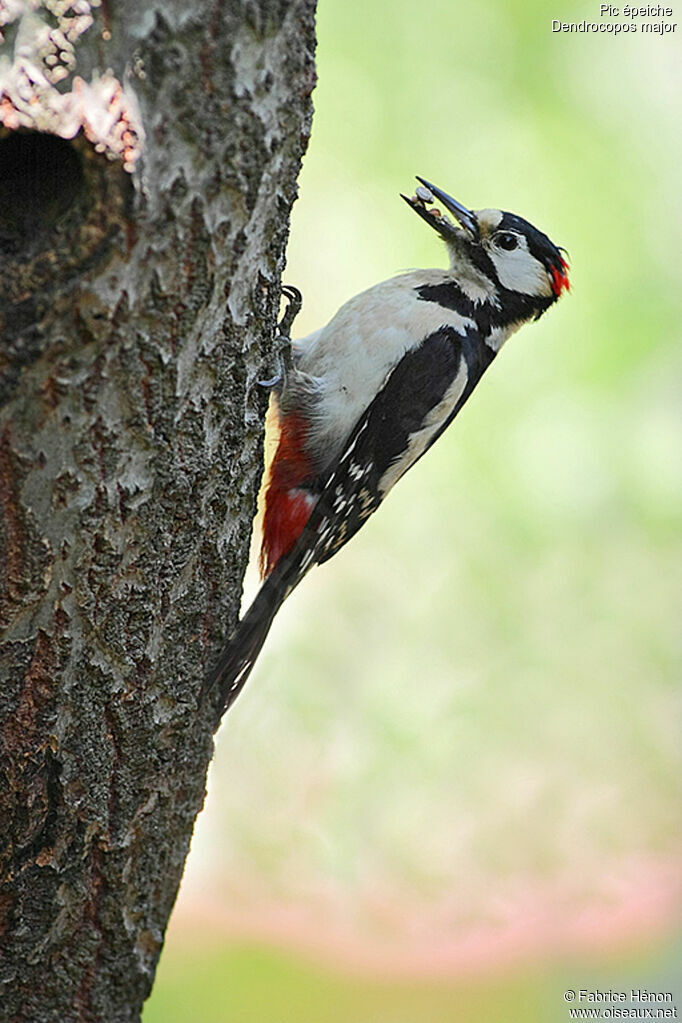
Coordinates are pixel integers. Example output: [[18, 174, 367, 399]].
[[402, 177, 569, 315]]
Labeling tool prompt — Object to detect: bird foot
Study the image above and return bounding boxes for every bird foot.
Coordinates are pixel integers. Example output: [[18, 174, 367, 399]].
[[259, 285, 303, 388], [278, 284, 303, 340]]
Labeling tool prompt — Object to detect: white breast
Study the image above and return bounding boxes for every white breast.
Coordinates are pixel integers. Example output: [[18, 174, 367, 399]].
[[290, 270, 475, 470]]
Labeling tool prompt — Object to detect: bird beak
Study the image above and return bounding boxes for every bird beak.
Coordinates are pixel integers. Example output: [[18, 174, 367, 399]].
[[401, 177, 480, 243]]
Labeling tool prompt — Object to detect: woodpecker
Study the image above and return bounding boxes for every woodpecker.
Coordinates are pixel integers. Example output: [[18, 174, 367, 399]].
[[206, 176, 569, 715]]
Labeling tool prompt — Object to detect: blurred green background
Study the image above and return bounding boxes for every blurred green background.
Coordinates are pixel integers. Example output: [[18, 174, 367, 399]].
[[145, 0, 681, 1019]]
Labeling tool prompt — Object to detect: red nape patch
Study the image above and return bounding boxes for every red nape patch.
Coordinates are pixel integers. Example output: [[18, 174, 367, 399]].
[[550, 256, 570, 297], [260, 413, 315, 577]]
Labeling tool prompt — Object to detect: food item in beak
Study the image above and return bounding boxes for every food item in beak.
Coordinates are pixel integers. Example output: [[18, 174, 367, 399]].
[[415, 184, 435, 204]]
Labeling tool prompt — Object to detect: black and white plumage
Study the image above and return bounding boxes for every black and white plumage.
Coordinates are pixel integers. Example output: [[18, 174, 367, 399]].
[[206, 177, 569, 715]]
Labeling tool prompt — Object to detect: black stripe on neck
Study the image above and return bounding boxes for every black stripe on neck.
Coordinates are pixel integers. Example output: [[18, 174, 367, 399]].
[[415, 281, 554, 334]]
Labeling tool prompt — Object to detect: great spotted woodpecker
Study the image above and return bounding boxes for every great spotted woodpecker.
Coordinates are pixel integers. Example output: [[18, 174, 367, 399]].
[[207, 177, 569, 714]]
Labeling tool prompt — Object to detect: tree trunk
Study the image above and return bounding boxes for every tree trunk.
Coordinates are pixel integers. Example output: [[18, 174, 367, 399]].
[[0, 1, 316, 1019]]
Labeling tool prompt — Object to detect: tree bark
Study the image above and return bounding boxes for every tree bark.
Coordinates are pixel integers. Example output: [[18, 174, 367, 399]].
[[0, 1, 316, 1019]]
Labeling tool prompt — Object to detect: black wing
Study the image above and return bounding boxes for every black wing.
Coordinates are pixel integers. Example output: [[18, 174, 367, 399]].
[[308, 323, 496, 566]]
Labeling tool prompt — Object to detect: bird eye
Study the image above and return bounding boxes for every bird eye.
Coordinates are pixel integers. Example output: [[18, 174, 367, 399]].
[[495, 232, 519, 251]]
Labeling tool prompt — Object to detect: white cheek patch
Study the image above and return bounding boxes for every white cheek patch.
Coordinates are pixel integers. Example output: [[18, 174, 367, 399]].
[[489, 236, 552, 297]]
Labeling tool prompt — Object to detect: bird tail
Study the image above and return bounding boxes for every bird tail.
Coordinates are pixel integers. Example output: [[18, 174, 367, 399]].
[[203, 550, 304, 720], [204, 580, 281, 715]]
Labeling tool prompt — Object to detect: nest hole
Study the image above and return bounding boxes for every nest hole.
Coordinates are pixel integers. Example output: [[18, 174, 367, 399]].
[[0, 132, 85, 253]]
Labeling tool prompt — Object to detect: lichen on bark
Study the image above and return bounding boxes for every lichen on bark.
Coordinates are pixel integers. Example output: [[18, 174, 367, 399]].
[[0, 1, 316, 1019]]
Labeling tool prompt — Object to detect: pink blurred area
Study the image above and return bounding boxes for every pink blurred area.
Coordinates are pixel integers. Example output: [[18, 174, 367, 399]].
[[168, 850, 680, 978]]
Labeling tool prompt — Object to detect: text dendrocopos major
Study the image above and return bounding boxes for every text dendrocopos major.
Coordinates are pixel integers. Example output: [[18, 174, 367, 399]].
[[206, 176, 569, 715]]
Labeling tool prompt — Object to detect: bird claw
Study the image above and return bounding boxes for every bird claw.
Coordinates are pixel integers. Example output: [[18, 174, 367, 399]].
[[258, 368, 282, 388], [277, 284, 303, 341], [259, 284, 302, 387], [259, 286, 303, 388]]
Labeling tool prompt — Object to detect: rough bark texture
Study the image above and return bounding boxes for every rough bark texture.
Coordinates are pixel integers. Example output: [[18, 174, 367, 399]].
[[0, 1, 316, 1019]]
